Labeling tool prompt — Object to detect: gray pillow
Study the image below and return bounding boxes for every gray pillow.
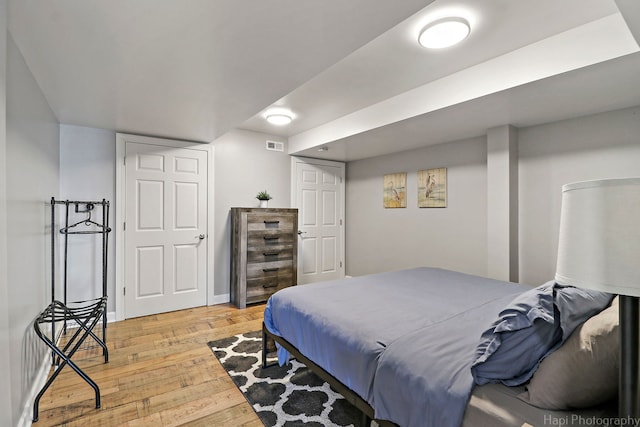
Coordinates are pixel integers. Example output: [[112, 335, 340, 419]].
[[519, 297, 618, 410]]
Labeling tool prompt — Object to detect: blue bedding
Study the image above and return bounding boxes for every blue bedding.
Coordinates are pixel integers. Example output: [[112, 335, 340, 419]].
[[264, 268, 530, 416], [372, 291, 526, 427], [263, 267, 611, 427]]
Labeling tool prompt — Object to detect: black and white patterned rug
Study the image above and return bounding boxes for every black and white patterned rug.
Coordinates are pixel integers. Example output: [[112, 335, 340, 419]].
[[208, 331, 363, 427]]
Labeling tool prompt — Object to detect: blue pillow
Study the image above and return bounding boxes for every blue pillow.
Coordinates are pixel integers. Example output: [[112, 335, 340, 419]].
[[471, 281, 613, 386]]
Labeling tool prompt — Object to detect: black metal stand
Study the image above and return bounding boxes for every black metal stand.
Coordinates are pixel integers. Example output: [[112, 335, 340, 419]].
[[32, 298, 108, 422], [32, 199, 111, 422], [55, 198, 111, 346], [619, 295, 640, 418]]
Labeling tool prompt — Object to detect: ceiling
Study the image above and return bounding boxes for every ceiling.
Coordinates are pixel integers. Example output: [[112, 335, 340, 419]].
[[8, 0, 640, 162]]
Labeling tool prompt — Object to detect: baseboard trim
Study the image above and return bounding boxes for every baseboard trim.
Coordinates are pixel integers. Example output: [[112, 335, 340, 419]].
[[17, 351, 51, 427], [17, 311, 117, 426], [211, 293, 230, 305], [54, 310, 117, 330]]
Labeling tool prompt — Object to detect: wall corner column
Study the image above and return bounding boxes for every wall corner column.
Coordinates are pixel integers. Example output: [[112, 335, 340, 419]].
[[487, 125, 519, 282], [0, 1, 14, 425]]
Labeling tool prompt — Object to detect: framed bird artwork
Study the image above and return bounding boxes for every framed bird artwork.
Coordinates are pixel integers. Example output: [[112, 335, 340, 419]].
[[418, 168, 447, 208], [383, 172, 407, 208]]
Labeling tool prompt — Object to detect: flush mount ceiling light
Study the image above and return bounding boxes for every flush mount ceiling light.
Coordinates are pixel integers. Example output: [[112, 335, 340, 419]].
[[418, 17, 470, 49], [265, 108, 293, 126], [266, 113, 292, 125]]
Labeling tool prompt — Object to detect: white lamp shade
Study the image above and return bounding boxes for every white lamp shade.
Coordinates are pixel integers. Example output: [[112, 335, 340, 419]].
[[555, 177, 640, 296]]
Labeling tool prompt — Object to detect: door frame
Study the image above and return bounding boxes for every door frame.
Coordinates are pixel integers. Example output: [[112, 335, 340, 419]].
[[115, 133, 215, 321], [290, 156, 346, 283]]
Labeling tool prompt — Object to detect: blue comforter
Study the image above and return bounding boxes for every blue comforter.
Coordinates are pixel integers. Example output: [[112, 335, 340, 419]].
[[264, 267, 531, 426], [372, 293, 523, 426]]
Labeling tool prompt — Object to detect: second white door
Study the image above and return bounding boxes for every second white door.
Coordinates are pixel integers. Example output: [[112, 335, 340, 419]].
[[293, 158, 345, 284], [124, 140, 208, 318]]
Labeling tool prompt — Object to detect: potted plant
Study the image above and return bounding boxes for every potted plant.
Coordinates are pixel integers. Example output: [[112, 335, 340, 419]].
[[256, 190, 272, 208]]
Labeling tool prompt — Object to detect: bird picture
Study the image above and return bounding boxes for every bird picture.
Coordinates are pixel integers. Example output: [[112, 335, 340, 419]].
[[418, 168, 447, 208], [425, 173, 436, 199], [383, 173, 407, 208]]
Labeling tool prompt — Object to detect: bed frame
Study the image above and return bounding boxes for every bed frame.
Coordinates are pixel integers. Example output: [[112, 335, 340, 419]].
[[262, 322, 396, 427]]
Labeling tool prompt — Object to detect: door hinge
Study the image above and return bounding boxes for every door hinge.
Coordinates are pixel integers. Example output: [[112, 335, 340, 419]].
[[123, 287, 126, 296], [340, 219, 343, 226], [123, 156, 126, 166], [340, 261, 343, 268], [123, 222, 126, 231]]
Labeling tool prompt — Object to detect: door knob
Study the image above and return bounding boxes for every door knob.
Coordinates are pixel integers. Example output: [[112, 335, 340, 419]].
[[297, 230, 307, 235], [197, 234, 205, 240]]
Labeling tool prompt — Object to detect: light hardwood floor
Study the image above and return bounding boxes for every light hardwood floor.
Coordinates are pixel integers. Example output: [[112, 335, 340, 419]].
[[34, 303, 266, 427]]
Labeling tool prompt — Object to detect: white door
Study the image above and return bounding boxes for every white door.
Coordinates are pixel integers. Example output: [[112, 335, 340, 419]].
[[292, 158, 345, 284], [124, 141, 208, 318]]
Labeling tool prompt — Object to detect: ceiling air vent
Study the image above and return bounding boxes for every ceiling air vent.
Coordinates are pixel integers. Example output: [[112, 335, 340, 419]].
[[266, 140, 284, 152]]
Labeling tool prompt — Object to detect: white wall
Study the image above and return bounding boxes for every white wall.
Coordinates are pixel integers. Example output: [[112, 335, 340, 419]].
[[5, 33, 60, 426], [212, 129, 292, 298], [486, 125, 518, 282], [519, 106, 640, 285], [0, 1, 12, 425], [346, 137, 489, 277], [345, 106, 640, 288], [56, 126, 292, 310], [59, 125, 117, 312]]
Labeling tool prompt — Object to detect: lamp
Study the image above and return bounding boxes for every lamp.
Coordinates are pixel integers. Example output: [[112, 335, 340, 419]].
[[418, 17, 470, 49], [555, 177, 640, 417]]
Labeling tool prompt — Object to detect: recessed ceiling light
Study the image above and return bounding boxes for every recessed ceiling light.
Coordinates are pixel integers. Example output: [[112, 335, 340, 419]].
[[418, 17, 470, 49], [265, 108, 294, 125]]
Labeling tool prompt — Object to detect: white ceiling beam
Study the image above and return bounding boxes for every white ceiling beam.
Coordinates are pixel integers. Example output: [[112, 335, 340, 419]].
[[289, 13, 639, 155]]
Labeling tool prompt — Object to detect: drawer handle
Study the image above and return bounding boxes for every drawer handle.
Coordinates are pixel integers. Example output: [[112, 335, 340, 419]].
[[263, 268, 280, 273], [263, 236, 280, 240], [262, 283, 278, 289], [264, 220, 280, 224], [263, 252, 280, 256]]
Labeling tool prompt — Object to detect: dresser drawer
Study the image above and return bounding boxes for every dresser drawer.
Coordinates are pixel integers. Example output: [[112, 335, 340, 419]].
[[246, 260, 294, 279], [247, 247, 294, 263], [246, 213, 295, 232], [247, 231, 295, 249], [246, 274, 294, 304]]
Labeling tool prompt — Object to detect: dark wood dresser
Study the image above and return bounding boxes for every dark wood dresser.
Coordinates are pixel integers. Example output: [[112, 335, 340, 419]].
[[230, 207, 298, 308]]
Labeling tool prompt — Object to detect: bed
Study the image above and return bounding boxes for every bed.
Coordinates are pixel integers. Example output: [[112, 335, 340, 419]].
[[263, 267, 617, 427]]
